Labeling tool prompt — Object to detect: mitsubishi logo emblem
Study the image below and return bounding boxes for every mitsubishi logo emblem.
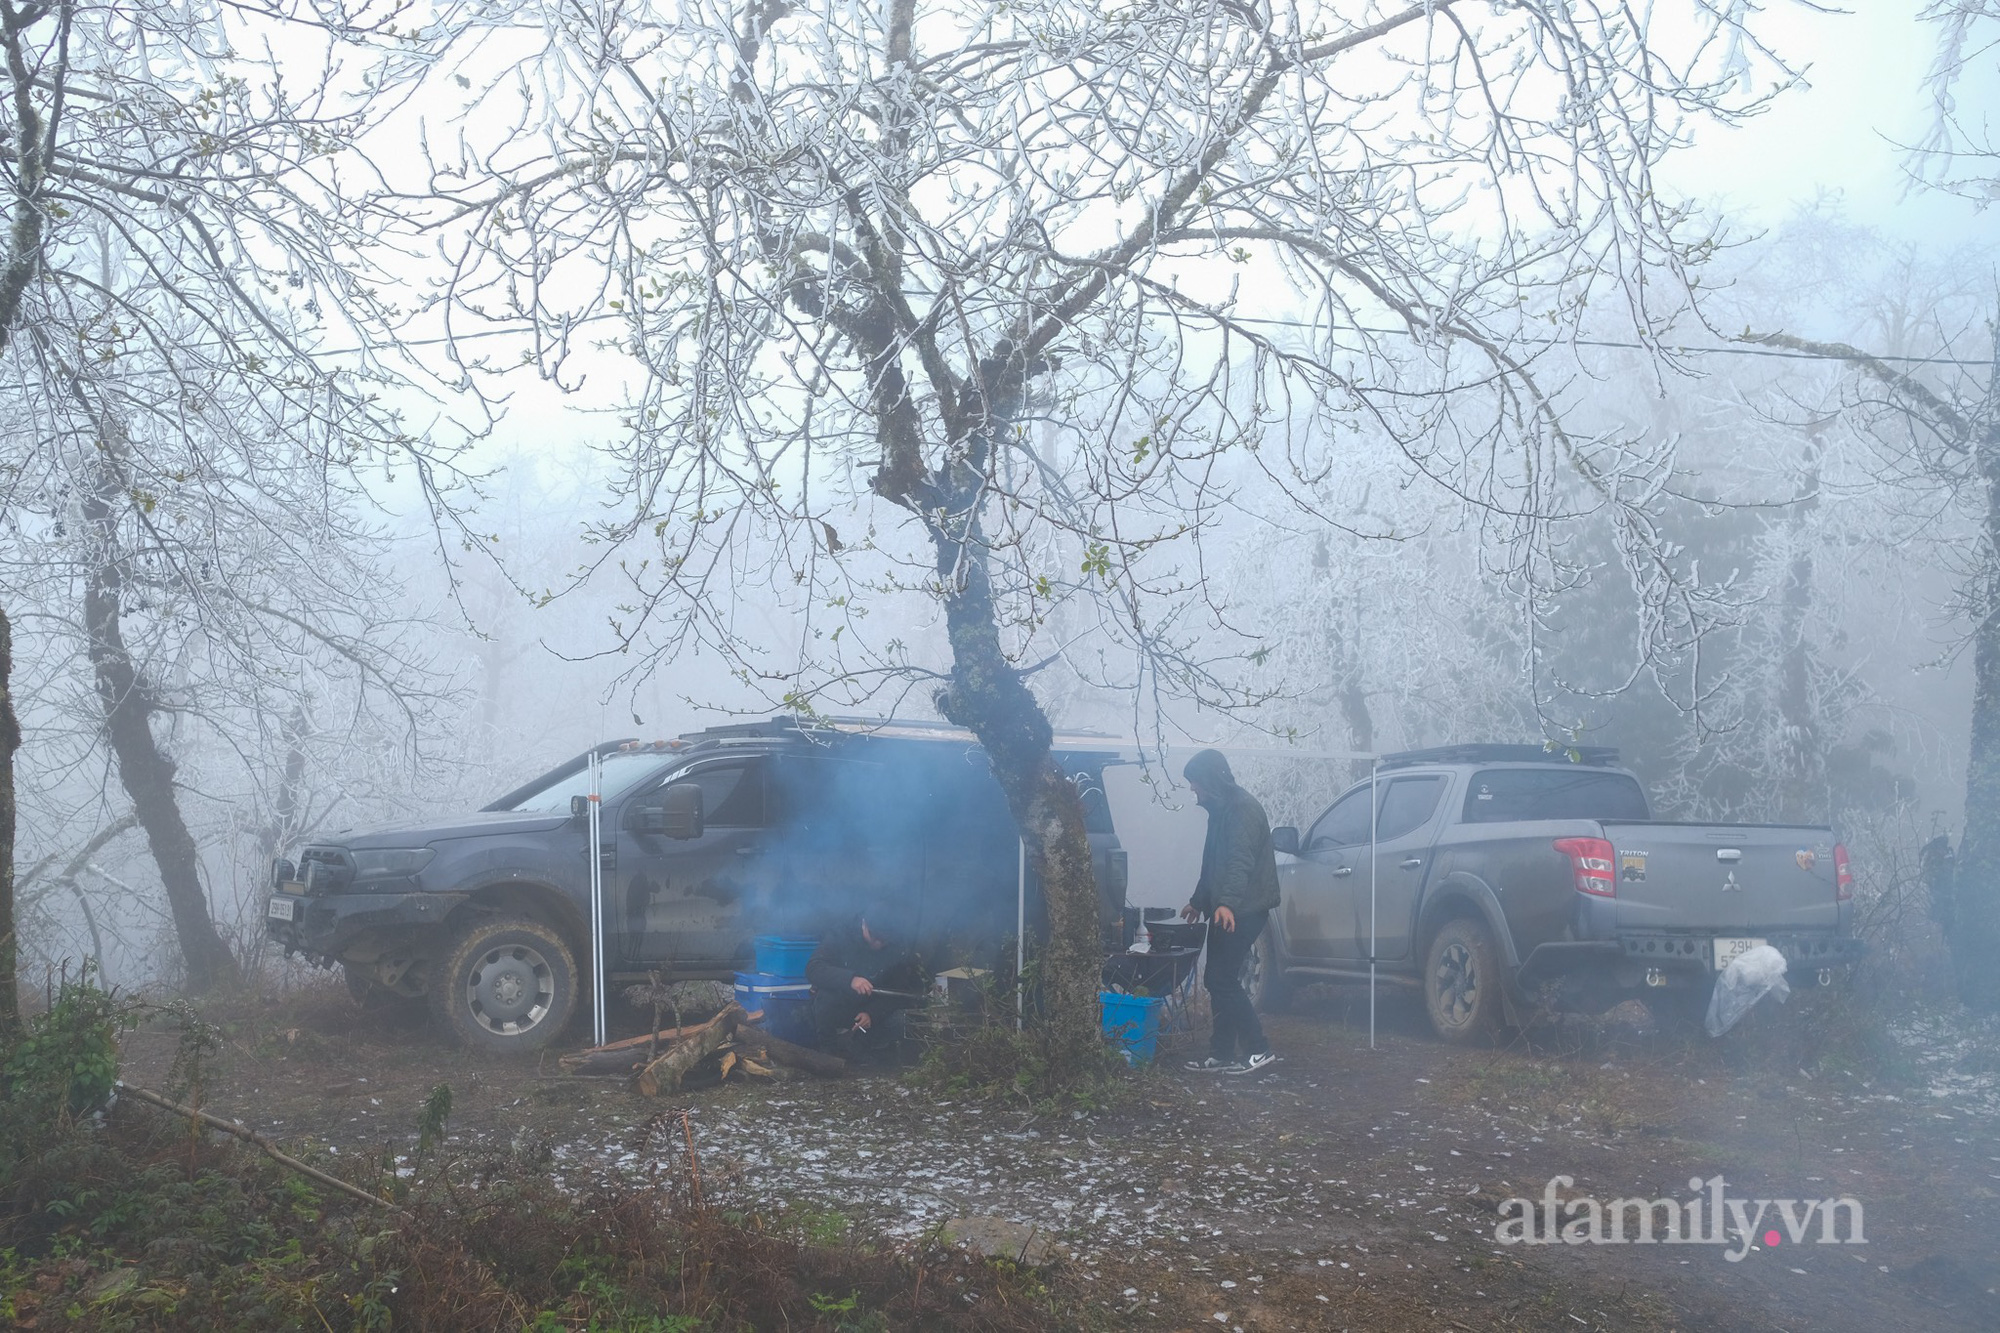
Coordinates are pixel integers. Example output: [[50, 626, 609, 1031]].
[[1722, 870, 1742, 892]]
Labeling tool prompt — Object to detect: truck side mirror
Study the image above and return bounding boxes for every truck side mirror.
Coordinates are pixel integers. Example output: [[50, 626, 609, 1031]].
[[1271, 826, 1300, 857], [659, 781, 705, 840], [570, 794, 591, 824]]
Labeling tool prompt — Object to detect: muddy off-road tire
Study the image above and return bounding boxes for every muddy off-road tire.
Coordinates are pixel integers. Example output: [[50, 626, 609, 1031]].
[[1424, 915, 1503, 1045], [1245, 922, 1290, 1014], [430, 917, 577, 1056]]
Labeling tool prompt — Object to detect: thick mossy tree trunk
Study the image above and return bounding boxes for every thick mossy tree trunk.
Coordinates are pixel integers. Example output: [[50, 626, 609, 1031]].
[[79, 462, 238, 994], [932, 559, 1104, 1065], [856, 324, 1103, 1072], [0, 603, 22, 1039]]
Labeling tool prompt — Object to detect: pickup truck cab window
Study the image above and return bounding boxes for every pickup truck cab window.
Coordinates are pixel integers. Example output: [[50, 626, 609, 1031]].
[[1376, 775, 1445, 841], [631, 761, 768, 829], [500, 751, 666, 813], [1305, 775, 1447, 849], [1306, 788, 1372, 849], [1460, 767, 1648, 823]]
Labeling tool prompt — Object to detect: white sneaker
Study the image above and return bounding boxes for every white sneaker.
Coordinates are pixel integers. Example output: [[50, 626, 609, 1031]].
[[1240, 1051, 1280, 1073]]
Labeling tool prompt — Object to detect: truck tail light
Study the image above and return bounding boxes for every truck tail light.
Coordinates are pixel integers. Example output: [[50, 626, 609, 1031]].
[[1834, 843, 1853, 902], [1554, 836, 1617, 897]]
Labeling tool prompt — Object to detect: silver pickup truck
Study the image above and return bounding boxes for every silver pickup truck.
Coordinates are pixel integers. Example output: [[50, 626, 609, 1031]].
[[1245, 745, 1865, 1041]]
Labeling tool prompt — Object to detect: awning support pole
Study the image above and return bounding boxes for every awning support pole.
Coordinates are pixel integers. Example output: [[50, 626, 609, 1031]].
[[1369, 760, 1379, 1052], [1016, 838, 1027, 1032], [588, 752, 607, 1048]]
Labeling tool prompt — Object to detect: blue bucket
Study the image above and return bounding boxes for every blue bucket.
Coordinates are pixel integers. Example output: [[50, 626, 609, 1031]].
[[735, 971, 815, 1044], [1099, 991, 1166, 1064], [752, 935, 818, 978]]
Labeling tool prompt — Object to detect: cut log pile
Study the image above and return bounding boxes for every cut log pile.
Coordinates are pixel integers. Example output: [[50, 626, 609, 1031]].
[[558, 1005, 846, 1091]]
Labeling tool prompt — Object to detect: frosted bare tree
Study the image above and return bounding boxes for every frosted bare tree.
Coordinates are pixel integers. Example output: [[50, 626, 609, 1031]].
[[1750, 289, 2000, 1009], [417, 0, 1793, 1063], [1713, 4, 2000, 1011], [0, 0, 477, 1001], [1918, 1, 2000, 203]]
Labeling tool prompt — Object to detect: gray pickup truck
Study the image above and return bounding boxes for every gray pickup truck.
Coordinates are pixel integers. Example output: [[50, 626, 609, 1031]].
[[1245, 745, 1865, 1041], [265, 718, 1128, 1054]]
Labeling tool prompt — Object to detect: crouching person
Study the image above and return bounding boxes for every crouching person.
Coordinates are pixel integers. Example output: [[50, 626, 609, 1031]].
[[806, 901, 921, 1063]]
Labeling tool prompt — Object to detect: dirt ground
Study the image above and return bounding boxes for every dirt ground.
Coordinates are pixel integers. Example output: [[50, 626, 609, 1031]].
[[118, 979, 2000, 1332]]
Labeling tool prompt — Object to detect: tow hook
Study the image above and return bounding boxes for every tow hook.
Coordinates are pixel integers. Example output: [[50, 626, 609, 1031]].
[[1645, 968, 1666, 988], [1818, 968, 1832, 987]]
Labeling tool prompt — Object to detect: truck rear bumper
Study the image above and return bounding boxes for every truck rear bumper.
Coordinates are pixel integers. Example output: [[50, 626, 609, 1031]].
[[1616, 930, 1866, 973], [1516, 932, 1866, 1003]]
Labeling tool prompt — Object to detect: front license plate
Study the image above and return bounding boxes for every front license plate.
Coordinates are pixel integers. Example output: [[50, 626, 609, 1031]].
[[266, 895, 297, 923], [1713, 935, 1765, 969]]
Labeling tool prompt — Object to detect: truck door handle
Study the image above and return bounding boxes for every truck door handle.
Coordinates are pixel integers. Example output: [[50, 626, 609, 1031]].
[[1331, 866, 1353, 878], [1399, 857, 1423, 870], [735, 846, 760, 858]]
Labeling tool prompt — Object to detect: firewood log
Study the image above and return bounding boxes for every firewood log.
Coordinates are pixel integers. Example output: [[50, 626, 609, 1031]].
[[637, 1004, 746, 1096], [738, 1022, 846, 1077]]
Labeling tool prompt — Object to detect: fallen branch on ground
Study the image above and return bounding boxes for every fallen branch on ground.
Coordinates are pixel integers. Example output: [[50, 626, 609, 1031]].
[[115, 1081, 397, 1213], [738, 1023, 846, 1077], [638, 1004, 746, 1096], [560, 1009, 769, 1075]]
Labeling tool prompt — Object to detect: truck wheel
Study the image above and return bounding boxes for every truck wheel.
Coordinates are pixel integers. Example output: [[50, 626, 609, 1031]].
[[1244, 923, 1290, 1014], [1425, 916, 1502, 1045], [430, 917, 577, 1056]]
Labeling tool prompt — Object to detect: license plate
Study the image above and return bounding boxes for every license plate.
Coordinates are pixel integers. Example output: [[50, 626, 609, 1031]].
[[266, 895, 297, 923], [1713, 936, 1765, 969]]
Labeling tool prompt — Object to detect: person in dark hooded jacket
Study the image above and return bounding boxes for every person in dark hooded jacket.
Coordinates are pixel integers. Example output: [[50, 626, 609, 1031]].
[[806, 901, 924, 1061], [1180, 749, 1281, 1072]]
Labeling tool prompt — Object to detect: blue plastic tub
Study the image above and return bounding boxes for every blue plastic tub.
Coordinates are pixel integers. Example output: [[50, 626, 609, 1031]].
[[753, 935, 818, 978], [1099, 991, 1166, 1064], [735, 971, 815, 1044]]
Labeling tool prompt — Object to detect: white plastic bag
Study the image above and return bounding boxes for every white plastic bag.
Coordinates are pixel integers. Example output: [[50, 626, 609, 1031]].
[[1705, 943, 1791, 1037]]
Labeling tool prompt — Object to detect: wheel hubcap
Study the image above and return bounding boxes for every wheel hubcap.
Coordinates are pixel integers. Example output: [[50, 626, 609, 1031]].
[[466, 944, 554, 1035], [1435, 941, 1478, 1026]]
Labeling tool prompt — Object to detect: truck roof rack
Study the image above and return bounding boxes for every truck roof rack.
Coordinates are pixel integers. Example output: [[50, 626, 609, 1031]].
[[1378, 743, 1621, 769], [676, 715, 1125, 754]]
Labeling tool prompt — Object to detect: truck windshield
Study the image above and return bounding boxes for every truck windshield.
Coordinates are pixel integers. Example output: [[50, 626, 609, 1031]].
[[1461, 768, 1648, 823], [500, 752, 670, 813]]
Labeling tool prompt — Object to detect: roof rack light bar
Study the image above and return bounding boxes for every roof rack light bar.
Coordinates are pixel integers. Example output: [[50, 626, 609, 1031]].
[[1378, 743, 1620, 769]]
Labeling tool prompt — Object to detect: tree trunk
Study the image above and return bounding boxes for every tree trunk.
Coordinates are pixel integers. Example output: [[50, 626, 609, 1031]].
[[1313, 536, 1374, 779], [0, 2, 54, 1045], [0, 602, 22, 1039], [257, 704, 309, 866], [1953, 349, 2000, 1014], [1774, 433, 1825, 825], [1340, 681, 1374, 782], [79, 463, 237, 994], [931, 554, 1103, 1070]]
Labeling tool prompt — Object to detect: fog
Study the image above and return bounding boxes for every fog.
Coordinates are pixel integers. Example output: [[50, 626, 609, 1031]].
[[5, 2, 1993, 992], [6, 5, 2000, 1326]]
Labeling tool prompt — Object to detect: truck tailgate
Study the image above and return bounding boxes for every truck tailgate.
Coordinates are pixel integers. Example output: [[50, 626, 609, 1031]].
[[1599, 823, 1839, 932]]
